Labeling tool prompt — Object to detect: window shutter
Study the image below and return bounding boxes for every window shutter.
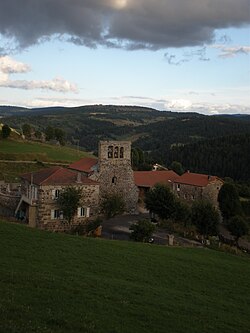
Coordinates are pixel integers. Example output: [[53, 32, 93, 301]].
[[77, 207, 81, 217], [52, 189, 56, 199], [86, 207, 90, 217], [51, 210, 55, 219]]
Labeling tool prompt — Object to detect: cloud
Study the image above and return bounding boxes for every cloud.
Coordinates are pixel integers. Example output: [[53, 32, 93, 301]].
[[0, 56, 78, 93], [0, 56, 30, 74], [164, 47, 210, 65], [0, 77, 78, 93], [0, 0, 249, 51], [212, 45, 250, 58]]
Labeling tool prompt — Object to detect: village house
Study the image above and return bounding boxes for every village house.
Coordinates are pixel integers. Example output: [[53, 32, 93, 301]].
[[172, 171, 223, 206], [134, 170, 179, 212], [15, 166, 99, 231]]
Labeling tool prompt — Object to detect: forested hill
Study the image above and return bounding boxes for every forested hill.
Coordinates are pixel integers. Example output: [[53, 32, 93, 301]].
[[1, 104, 250, 181], [166, 133, 250, 182]]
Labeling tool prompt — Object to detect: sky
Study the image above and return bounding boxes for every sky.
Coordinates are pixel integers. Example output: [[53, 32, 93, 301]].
[[0, 0, 249, 115]]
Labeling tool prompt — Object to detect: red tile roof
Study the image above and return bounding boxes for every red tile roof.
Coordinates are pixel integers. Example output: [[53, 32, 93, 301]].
[[175, 172, 222, 187], [21, 167, 99, 186], [134, 170, 179, 187], [69, 157, 98, 173]]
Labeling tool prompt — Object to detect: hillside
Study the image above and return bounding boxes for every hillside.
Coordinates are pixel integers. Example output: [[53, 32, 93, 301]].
[[2, 104, 250, 180], [0, 220, 250, 333], [0, 139, 91, 181]]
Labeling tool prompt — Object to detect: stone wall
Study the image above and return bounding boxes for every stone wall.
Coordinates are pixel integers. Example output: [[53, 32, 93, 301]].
[[202, 180, 223, 207], [96, 140, 138, 213], [35, 184, 100, 231], [173, 179, 223, 206]]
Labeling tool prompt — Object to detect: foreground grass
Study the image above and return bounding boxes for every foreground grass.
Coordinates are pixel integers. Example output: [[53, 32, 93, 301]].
[[0, 139, 88, 162], [0, 221, 249, 333]]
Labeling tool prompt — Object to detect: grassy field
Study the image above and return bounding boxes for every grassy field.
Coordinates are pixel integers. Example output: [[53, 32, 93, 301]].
[[0, 221, 249, 333], [0, 139, 89, 162], [0, 139, 92, 181]]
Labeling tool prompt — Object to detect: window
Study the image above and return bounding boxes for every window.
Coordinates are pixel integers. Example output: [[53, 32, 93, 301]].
[[77, 207, 90, 217], [112, 176, 117, 185], [114, 146, 119, 158], [51, 209, 61, 219], [177, 184, 181, 191], [108, 145, 113, 158], [52, 189, 60, 199], [120, 147, 124, 158], [77, 207, 85, 217]]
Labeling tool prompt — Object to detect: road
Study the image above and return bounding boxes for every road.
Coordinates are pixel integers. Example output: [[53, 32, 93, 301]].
[[101, 213, 202, 247]]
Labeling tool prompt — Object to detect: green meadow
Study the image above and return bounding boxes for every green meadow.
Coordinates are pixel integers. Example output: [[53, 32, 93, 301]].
[[0, 139, 92, 181], [0, 221, 249, 333], [0, 139, 88, 162]]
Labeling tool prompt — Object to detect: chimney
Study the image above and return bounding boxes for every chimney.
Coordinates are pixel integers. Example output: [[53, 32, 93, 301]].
[[76, 172, 82, 183]]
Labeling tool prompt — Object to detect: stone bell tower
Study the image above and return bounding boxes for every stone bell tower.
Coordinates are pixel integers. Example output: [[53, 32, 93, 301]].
[[97, 140, 138, 213]]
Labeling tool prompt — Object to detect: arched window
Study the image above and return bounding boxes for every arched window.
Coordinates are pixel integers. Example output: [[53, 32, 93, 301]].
[[120, 147, 124, 158], [112, 176, 117, 185], [114, 146, 119, 158], [108, 145, 113, 158]]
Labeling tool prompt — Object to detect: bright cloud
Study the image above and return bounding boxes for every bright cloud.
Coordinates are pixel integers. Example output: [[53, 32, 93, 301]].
[[166, 99, 193, 110], [212, 45, 250, 58], [0, 56, 30, 74], [0, 56, 78, 93]]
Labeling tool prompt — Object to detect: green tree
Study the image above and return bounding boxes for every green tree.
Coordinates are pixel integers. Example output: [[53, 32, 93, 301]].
[[191, 201, 220, 237], [1, 124, 11, 139], [34, 130, 42, 139], [131, 148, 139, 169], [169, 161, 184, 175], [22, 124, 32, 138], [173, 201, 191, 226], [45, 126, 55, 141], [54, 128, 66, 145], [101, 193, 125, 219], [145, 183, 177, 220], [58, 187, 82, 224], [227, 215, 248, 246], [218, 183, 242, 221], [130, 219, 155, 242]]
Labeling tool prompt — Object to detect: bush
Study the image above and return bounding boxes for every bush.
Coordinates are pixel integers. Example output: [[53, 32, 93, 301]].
[[191, 201, 220, 237], [227, 215, 248, 246], [145, 183, 177, 220], [101, 193, 125, 219], [130, 219, 155, 242], [86, 217, 102, 234]]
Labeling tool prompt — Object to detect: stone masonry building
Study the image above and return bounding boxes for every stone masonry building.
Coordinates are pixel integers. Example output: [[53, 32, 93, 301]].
[[15, 167, 99, 231]]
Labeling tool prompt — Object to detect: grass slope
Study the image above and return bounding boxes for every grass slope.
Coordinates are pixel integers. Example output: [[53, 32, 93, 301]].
[[0, 221, 250, 333], [0, 139, 88, 162], [0, 139, 92, 181]]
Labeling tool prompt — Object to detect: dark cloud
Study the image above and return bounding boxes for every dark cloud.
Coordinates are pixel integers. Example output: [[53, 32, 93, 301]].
[[0, 0, 249, 51]]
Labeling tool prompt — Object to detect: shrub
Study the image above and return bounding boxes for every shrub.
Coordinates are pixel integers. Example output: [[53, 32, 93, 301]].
[[130, 219, 155, 242], [101, 193, 125, 219], [191, 201, 220, 237]]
